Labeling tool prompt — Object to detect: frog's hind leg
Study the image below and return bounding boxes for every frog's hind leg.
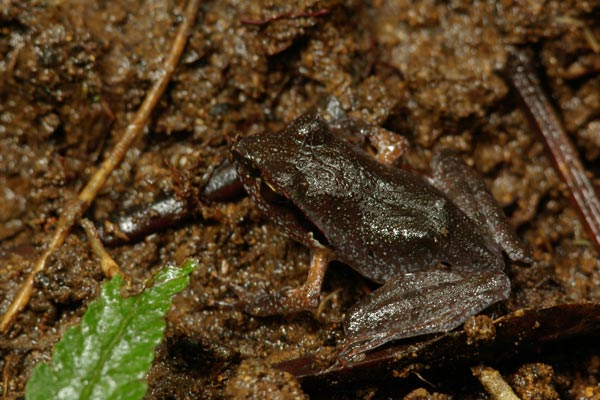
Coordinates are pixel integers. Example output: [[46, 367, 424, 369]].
[[339, 269, 510, 361], [430, 150, 531, 263], [235, 248, 332, 316], [314, 96, 409, 166]]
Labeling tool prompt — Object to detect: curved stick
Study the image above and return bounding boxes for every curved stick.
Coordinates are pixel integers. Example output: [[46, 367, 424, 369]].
[[506, 49, 600, 252], [0, 0, 202, 333]]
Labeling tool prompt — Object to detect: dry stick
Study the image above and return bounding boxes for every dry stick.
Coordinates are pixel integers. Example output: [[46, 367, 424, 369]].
[[2, 353, 12, 399], [472, 366, 520, 400], [507, 49, 600, 252], [80, 219, 125, 280], [0, 0, 201, 333]]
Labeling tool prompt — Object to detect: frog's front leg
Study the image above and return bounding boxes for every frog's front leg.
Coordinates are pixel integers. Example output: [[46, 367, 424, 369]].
[[339, 268, 510, 361], [236, 248, 333, 316]]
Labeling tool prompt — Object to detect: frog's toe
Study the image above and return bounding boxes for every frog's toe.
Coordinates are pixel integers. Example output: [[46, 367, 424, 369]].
[[221, 283, 274, 314], [225, 284, 322, 316], [239, 291, 289, 316], [337, 333, 391, 363]]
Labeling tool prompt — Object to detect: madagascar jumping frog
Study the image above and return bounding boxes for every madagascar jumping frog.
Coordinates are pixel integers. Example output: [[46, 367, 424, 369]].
[[231, 112, 531, 360]]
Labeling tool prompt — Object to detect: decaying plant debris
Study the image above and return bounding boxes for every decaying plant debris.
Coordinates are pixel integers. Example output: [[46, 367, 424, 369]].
[[2, 1, 600, 398]]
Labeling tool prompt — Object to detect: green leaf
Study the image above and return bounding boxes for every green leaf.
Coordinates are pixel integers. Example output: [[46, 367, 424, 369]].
[[26, 259, 198, 400]]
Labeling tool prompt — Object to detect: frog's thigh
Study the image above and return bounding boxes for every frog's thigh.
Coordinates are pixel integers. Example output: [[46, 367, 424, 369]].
[[430, 150, 531, 262], [340, 269, 510, 360]]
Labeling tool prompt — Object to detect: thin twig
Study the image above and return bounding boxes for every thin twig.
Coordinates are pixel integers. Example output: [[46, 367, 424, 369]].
[[556, 17, 600, 53], [2, 353, 12, 399], [80, 219, 126, 280], [506, 49, 600, 252], [240, 8, 330, 26], [472, 365, 520, 400], [0, 0, 201, 333]]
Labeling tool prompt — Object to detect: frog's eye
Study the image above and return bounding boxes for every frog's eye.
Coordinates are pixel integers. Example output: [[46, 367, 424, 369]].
[[264, 178, 281, 195], [259, 177, 288, 205]]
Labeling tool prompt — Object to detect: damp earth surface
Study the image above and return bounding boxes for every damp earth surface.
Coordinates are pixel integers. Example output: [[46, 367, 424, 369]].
[[2, 1, 600, 398]]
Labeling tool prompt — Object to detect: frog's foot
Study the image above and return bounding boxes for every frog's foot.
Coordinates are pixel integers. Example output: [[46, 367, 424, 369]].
[[235, 248, 332, 316], [339, 269, 510, 361], [329, 119, 408, 166], [235, 287, 317, 316], [314, 96, 408, 166], [370, 127, 409, 165]]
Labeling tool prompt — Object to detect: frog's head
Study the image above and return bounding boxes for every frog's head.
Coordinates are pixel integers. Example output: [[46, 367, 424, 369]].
[[231, 113, 331, 248]]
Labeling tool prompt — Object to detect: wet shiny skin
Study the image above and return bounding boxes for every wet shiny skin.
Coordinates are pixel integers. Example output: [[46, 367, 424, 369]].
[[231, 113, 530, 360]]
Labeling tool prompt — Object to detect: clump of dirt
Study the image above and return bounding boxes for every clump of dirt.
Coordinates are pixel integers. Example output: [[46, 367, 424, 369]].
[[1, 0, 600, 398]]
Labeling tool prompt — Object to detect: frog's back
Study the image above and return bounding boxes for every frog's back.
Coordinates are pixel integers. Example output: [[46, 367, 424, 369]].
[[297, 138, 502, 284]]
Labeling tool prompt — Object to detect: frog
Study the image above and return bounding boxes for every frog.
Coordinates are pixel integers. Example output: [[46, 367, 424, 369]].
[[230, 111, 531, 361]]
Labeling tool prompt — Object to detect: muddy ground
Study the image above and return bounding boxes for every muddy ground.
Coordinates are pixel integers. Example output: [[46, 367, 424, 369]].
[[2, 0, 600, 398]]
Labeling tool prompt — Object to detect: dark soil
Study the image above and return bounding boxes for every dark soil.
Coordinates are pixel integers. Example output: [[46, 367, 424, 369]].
[[2, 0, 600, 398]]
